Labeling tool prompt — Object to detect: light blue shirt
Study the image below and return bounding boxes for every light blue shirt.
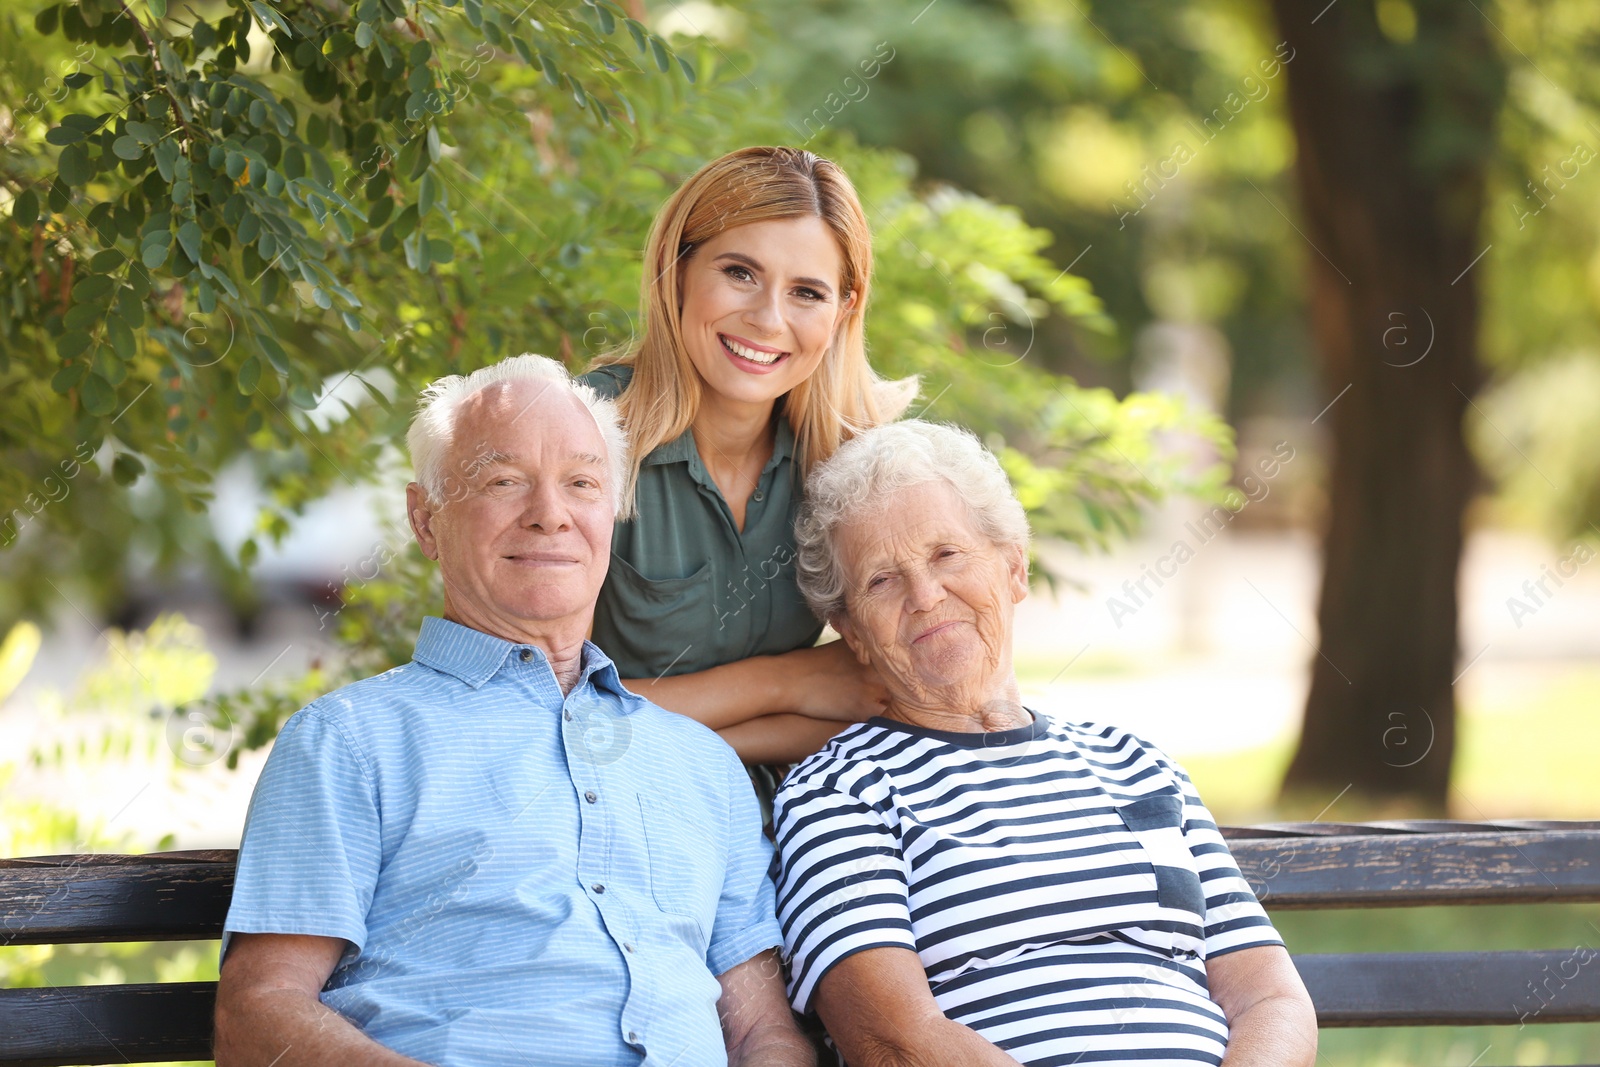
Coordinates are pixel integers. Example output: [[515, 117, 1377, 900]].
[[222, 616, 782, 1067]]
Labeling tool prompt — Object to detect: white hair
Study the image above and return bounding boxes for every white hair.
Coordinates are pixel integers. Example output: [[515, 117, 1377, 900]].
[[794, 420, 1030, 622], [406, 353, 632, 518]]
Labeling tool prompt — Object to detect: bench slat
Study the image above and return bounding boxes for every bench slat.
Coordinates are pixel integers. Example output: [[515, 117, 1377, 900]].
[[0, 856, 234, 946], [0, 982, 214, 1067], [5, 829, 1599, 943], [1296, 950, 1600, 1027], [1228, 830, 1600, 908]]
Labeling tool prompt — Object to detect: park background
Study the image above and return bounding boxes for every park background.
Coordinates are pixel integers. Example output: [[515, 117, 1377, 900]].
[[3, 0, 1599, 1063]]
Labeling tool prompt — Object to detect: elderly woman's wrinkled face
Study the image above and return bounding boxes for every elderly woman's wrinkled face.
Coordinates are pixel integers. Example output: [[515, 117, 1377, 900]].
[[833, 480, 1028, 702]]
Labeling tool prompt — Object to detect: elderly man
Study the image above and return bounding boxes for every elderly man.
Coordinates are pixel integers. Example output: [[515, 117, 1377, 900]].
[[215, 354, 811, 1067]]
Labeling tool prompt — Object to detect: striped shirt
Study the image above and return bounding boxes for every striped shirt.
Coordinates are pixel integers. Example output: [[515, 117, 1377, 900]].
[[771, 710, 1282, 1066]]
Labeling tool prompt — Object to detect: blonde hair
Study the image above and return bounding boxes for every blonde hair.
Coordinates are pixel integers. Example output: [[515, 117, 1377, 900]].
[[592, 146, 917, 505]]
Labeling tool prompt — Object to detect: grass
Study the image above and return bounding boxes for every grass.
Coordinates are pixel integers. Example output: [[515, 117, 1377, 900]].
[[1273, 904, 1600, 1066], [1154, 663, 1600, 824]]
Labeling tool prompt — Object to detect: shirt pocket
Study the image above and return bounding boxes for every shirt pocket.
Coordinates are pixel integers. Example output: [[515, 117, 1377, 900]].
[[637, 792, 720, 947], [598, 557, 714, 677], [1116, 792, 1207, 930]]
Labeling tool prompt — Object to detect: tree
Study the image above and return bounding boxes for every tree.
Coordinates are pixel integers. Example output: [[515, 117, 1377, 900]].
[[1267, 0, 1504, 807], [2, 0, 704, 619]]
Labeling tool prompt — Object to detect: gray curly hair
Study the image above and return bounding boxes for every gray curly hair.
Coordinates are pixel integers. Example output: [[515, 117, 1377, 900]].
[[794, 420, 1030, 622]]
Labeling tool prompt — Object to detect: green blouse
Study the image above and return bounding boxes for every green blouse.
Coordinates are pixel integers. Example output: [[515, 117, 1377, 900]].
[[578, 364, 825, 681]]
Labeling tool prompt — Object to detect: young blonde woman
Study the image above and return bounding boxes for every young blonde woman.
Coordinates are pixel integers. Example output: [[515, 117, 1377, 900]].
[[580, 145, 914, 775]]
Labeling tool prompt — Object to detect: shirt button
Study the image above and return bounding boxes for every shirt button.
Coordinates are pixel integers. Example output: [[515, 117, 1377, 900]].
[[584, 790, 598, 804], [519, 648, 533, 662], [591, 882, 605, 894], [752, 490, 765, 502], [627, 1031, 639, 1043], [564, 709, 572, 721], [623, 942, 635, 953]]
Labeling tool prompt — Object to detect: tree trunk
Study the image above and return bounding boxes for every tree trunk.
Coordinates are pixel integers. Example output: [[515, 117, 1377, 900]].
[[1268, 0, 1504, 809]]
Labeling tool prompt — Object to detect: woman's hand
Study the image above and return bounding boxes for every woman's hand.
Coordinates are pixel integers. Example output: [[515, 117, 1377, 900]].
[[776, 640, 889, 722]]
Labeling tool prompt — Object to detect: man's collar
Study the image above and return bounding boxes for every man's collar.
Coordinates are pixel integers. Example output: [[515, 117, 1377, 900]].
[[411, 616, 632, 700], [642, 415, 796, 468]]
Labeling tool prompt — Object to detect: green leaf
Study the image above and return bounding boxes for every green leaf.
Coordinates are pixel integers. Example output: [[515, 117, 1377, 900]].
[[226, 150, 247, 180], [108, 316, 136, 359], [73, 275, 115, 302], [355, 21, 374, 48], [238, 354, 262, 394], [112, 136, 144, 161], [125, 120, 160, 144], [257, 331, 290, 373], [391, 202, 418, 240], [52, 360, 89, 393], [115, 288, 144, 329], [625, 18, 647, 53], [427, 237, 453, 264], [396, 136, 421, 179], [112, 452, 145, 485], [247, 1, 292, 36], [46, 125, 86, 146], [81, 373, 117, 416], [56, 331, 94, 360], [12, 189, 39, 226], [64, 72, 93, 89], [64, 301, 105, 330], [677, 55, 695, 83], [35, 5, 60, 34], [418, 172, 437, 217], [368, 195, 393, 228], [153, 140, 179, 182], [538, 53, 560, 87], [594, 3, 615, 34], [142, 234, 172, 269], [58, 143, 93, 186], [89, 249, 125, 272]]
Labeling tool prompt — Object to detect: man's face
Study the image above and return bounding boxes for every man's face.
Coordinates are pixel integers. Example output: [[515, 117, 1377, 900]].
[[407, 379, 615, 640]]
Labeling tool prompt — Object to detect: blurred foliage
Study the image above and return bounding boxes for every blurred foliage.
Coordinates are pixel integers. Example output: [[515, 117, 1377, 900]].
[[744, 0, 1312, 410], [0, 621, 43, 702], [1, 617, 214, 1063], [1474, 354, 1600, 541], [749, 0, 1600, 541]]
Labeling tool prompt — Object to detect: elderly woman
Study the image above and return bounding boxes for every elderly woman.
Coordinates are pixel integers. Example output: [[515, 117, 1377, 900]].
[[772, 421, 1317, 1067]]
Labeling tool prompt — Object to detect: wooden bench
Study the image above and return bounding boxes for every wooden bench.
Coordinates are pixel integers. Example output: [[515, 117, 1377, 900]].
[[2, 821, 1598, 1066]]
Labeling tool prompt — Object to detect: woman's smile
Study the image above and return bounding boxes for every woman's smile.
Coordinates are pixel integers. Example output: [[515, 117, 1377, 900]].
[[719, 331, 790, 372]]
